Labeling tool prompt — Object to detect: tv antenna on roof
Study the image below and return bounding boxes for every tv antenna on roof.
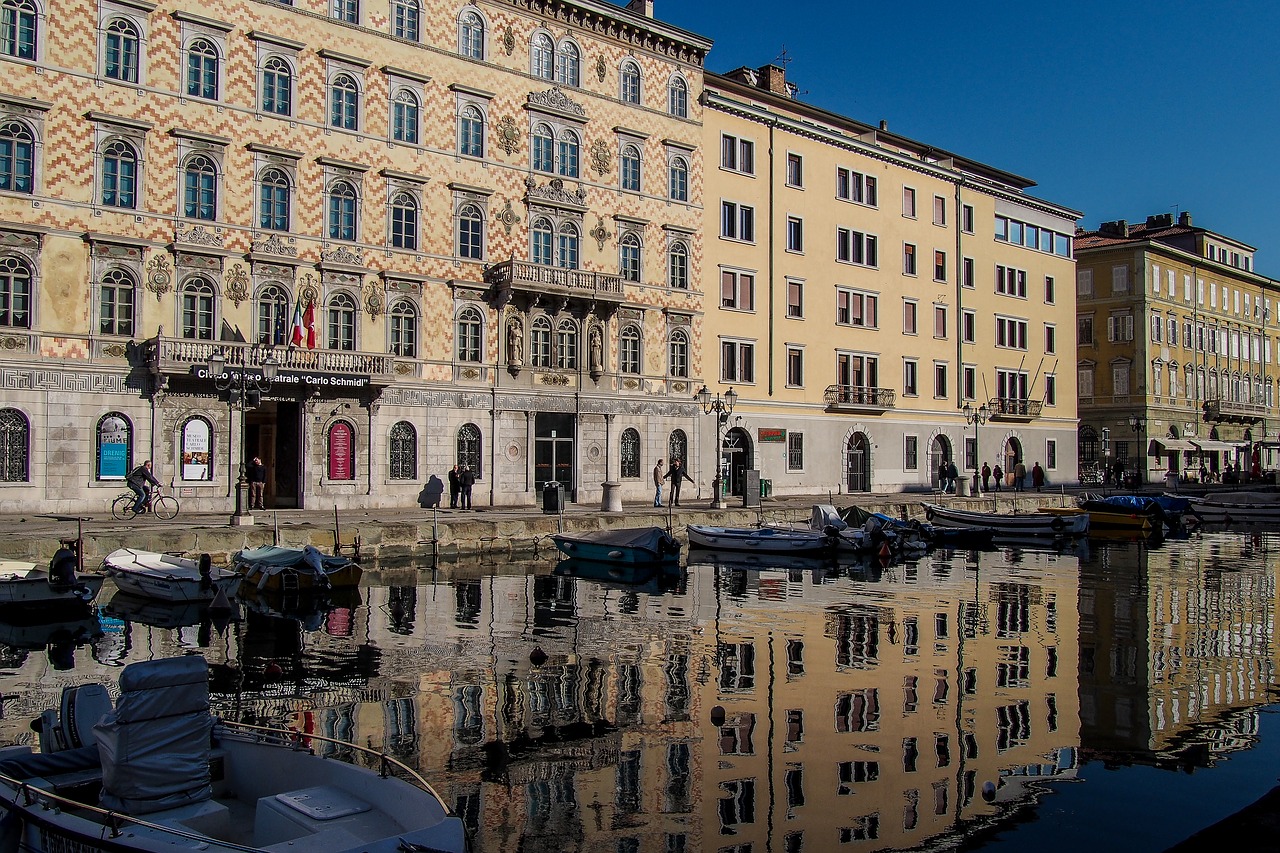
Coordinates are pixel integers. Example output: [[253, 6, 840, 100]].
[[774, 46, 792, 70]]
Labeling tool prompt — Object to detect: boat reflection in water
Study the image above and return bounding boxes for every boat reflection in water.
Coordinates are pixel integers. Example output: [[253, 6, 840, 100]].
[[0, 535, 1276, 851]]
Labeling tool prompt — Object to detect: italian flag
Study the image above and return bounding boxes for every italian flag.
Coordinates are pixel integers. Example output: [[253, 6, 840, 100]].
[[289, 296, 305, 347]]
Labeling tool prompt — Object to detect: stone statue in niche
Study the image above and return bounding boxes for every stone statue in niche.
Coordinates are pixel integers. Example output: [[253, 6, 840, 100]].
[[589, 326, 603, 377], [507, 319, 524, 369]]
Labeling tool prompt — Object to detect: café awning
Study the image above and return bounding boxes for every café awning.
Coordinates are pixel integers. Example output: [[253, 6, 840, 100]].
[[1148, 438, 1194, 455], [1190, 439, 1240, 453]]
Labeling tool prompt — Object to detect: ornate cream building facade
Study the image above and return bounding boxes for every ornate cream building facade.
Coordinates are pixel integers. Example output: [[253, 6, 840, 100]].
[[698, 66, 1080, 498], [0, 0, 711, 512]]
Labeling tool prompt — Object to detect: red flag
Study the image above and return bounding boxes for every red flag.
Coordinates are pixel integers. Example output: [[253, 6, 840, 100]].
[[289, 296, 304, 347], [303, 299, 317, 349]]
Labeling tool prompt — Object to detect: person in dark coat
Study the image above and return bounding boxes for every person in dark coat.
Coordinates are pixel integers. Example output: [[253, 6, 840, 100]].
[[246, 456, 267, 510], [991, 463, 1003, 492], [981, 462, 992, 492], [127, 460, 161, 513], [448, 464, 461, 508], [938, 461, 950, 494], [946, 460, 959, 494], [1031, 462, 1045, 492], [459, 465, 476, 509], [663, 459, 695, 506]]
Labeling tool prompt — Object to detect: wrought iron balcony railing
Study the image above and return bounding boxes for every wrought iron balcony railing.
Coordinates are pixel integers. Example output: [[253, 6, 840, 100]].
[[987, 397, 1043, 421], [824, 385, 896, 412]]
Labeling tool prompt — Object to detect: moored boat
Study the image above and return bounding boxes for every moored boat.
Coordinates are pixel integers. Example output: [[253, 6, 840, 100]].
[[0, 560, 103, 609], [922, 502, 1089, 537], [549, 526, 681, 564], [687, 524, 833, 554], [235, 545, 361, 593], [103, 549, 241, 603], [0, 655, 467, 853], [811, 505, 929, 556], [1187, 491, 1280, 524]]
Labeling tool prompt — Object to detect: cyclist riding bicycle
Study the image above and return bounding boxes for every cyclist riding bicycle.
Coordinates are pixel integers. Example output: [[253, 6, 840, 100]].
[[127, 460, 161, 514]]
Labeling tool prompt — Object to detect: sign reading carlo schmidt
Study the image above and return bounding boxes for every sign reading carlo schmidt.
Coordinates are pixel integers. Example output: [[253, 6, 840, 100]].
[[193, 366, 374, 391]]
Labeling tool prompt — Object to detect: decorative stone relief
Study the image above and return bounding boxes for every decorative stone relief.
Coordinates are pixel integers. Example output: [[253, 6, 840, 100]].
[[174, 224, 224, 248], [502, 25, 515, 55], [589, 217, 612, 251], [496, 115, 521, 154], [590, 138, 611, 176], [496, 199, 520, 234], [146, 254, 172, 301], [540, 373, 570, 386], [224, 264, 250, 307], [363, 281, 384, 319], [251, 233, 297, 257], [525, 176, 588, 208], [527, 87, 586, 118], [595, 55, 606, 82], [298, 273, 320, 306], [322, 245, 365, 266]]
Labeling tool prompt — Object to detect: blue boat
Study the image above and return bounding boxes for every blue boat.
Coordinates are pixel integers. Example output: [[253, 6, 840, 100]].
[[550, 526, 681, 565]]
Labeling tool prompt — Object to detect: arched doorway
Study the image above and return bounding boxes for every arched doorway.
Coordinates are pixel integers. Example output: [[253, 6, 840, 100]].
[[723, 427, 753, 497], [846, 432, 870, 492], [1003, 437, 1023, 488], [929, 436, 952, 490]]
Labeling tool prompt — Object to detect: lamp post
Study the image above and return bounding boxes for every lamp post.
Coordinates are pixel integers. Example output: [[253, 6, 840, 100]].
[[208, 346, 279, 524], [696, 384, 737, 509], [1128, 413, 1146, 486], [963, 402, 990, 493], [1101, 426, 1111, 493]]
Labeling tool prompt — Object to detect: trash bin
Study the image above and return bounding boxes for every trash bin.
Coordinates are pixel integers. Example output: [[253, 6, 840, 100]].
[[542, 481, 564, 514], [760, 479, 773, 499]]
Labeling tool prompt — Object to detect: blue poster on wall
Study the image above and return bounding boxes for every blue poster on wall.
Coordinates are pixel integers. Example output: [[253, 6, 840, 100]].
[[99, 443, 128, 480]]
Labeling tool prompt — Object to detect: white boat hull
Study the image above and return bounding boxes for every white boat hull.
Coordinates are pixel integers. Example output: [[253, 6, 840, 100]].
[[687, 525, 832, 554], [103, 549, 241, 603], [1188, 497, 1280, 523], [922, 503, 1089, 537]]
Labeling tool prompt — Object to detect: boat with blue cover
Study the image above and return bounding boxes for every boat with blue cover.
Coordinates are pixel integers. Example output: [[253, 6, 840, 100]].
[[550, 526, 682, 564], [235, 545, 361, 593]]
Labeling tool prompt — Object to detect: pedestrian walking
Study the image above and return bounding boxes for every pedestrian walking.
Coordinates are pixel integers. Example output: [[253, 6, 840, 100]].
[[246, 456, 267, 510], [663, 459, 694, 506], [653, 459, 665, 507], [459, 465, 476, 509], [448, 465, 461, 508], [1032, 462, 1045, 492], [938, 461, 949, 494], [981, 462, 991, 492], [1014, 460, 1027, 492], [946, 460, 959, 495], [992, 463, 1003, 492]]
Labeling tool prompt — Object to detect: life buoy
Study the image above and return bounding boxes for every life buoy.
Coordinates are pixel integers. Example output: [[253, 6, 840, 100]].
[[1050, 516, 1065, 532], [925, 508, 936, 522]]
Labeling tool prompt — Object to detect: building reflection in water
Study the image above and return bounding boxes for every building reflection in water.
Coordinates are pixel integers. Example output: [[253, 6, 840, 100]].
[[0, 535, 1274, 851]]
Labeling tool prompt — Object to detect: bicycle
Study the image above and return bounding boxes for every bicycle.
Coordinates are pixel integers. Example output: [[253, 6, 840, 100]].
[[111, 488, 180, 521]]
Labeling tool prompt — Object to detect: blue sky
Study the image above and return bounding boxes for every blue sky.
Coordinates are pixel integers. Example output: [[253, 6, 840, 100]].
[[654, 0, 1280, 275]]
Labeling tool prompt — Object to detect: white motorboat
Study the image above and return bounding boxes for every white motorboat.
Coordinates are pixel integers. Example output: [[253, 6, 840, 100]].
[[687, 524, 833, 554], [922, 502, 1089, 537], [102, 549, 241, 603], [1187, 491, 1280, 524], [0, 656, 468, 853], [0, 539, 104, 609], [810, 504, 929, 556]]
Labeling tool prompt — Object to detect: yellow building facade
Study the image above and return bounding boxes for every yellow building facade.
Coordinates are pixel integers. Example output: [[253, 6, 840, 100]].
[[698, 66, 1080, 498], [0, 0, 711, 512], [1074, 213, 1280, 484]]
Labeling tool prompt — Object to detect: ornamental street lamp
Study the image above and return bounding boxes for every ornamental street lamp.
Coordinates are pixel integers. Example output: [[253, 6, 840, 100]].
[[696, 384, 737, 509], [963, 402, 990, 492], [1128, 413, 1146, 485], [208, 346, 279, 523]]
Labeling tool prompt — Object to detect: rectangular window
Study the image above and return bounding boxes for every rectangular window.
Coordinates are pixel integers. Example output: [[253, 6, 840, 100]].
[[1078, 315, 1094, 344], [962, 309, 976, 343], [1077, 269, 1094, 297], [786, 347, 803, 387], [837, 288, 878, 328], [1045, 375, 1057, 407], [1045, 324, 1056, 354], [1046, 438, 1057, 468], [996, 265, 1028, 297], [836, 228, 878, 267], [934, 250, 946, 282], [932, 195, 946, 226], [995, 317, 1028, 350], [903, 359, 918, 395], [1044, 276, 1055, 304], [836, 167, 876, 205], [902, 187, 916, 217], [720, 340, 755, 383], [903, 243, 917, 275], [720, 269, 755, 311], [934, 305, 947, 338], [904, 435, 919, 470], [787, 432, 804, 471], [720, 134, 754, 174], [963, 364, 976, 400], [903, 300, 918, 335], [995, 215, 1008, 241], [786, 152, 803, 187], [786, 279, 803, 318], [1107, 313, 1134, 342], [963, 257, 975, 289], [961, 204, 974, 234], [934, 362, 947, 398], [720, 201, 755, 242], [1111, 265, 1129, 294], [786, 216, 803, 252]]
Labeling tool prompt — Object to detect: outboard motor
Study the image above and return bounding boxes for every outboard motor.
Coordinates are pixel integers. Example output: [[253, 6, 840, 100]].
[[198, 553, 214, 592], [48, 547, 79, 589]]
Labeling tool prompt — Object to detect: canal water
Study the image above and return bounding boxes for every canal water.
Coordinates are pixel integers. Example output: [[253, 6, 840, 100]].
[[0, 529, 1276, 852]]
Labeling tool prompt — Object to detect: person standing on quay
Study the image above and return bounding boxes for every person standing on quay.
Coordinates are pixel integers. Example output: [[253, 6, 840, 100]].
[[448, 464, 461, 509], [946, 460, 959, 495], [653, 459, 665, 507], [664, 459, 694, 507], [981, 462, 992, 492], [1014, 460, 1027, 492], [1032, 462, 1045, 492], [992, 463, 1003, 492], [459, 465, 475, 510], [247, 456, 267, 510]]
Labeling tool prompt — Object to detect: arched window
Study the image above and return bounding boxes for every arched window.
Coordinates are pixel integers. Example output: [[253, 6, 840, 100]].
[[96, 412, 132, 480], [391, 0, 419, 42], [669, 156, 688, 202], [257, 284, 289, 346], [668, 75, 688, 118], [530, 316, 551, 367], [619, 232, 641, 282], [0, 121, 33, 195], [389, 300, 417, 357], [389, 421, 416, 480], [457, 203, 483, 260], [182, 154, 217, 221], [458, 104, 484, 157], [327, 421, 356, 481], [0, 255, 31, 329], [180, 276, 214, 340], [185, 37, 218, 100], [530, 33, 553, 79], [555, 40, 579, 86], [258, 167, 289, 231], [557, 222, 580, 270], [557, 129, 579, 178], [392, 89, 419, 144], [530, 216, 553, 267], [179, 416, 212, 481], [619, 324, 641, 374], [555, 318, 578, 369], [262, 56, 292, 115], [328, 179, 358, 241], [327, 292, 357, 351], [1077, 426, 1098, 463], [669, 429, 688, 466], [99, 268, 135, 337], [329, 73, 359, 130], [620, 144, 641, 192], [390, 191, 418, 250], [458, 10, 484, 59], [456, 306, 482, 363], [104, 18, 139, 83], [0, 407, 29, 482], [668, 329, 688, 378], [668, 241, 689, 290], [0, 0, 37, 61], [457, 423, 482, 477], [620, 427, 640, 478], [531, 123, 554, 173], [619, 60, 641, 104], [99, 139, 137, 208]]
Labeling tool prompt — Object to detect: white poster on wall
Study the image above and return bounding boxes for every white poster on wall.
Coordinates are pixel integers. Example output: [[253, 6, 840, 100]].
[[182, 419, 211, 481]]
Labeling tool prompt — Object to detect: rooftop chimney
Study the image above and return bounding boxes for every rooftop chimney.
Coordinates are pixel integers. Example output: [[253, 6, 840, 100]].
[[1178, 211, 1192, 227], [625, 0, 654, 17], [1146, 213, 1174, 229], [1100, 220, 1130, 237], [757, 64, 788, 95], [879, 119, 888, 131]]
